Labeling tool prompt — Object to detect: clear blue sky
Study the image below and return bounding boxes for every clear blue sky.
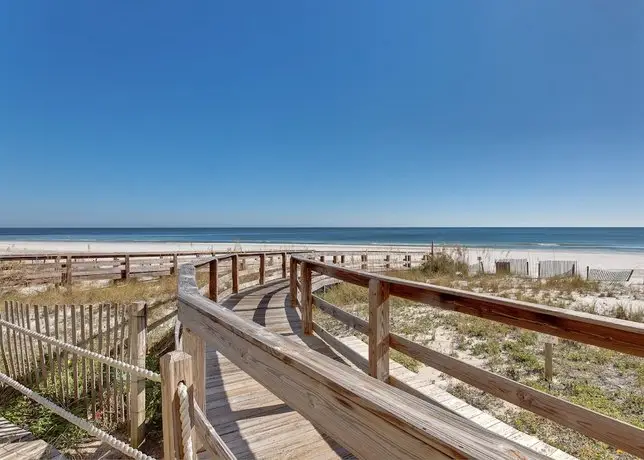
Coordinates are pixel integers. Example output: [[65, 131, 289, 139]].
[[1, 1, 643, 227]]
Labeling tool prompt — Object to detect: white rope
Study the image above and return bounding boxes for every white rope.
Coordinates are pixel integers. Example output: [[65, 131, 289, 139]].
[[177, 382, 195, 460], [0, 371, 156, 460], [0, 319, 160, 382]]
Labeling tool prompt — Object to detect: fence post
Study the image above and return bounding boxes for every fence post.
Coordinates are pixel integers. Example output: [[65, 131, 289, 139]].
[[545, 342, 553, 382], [122, 255, 130, 281], [281, 252, 287, 278], [368, 279, 390, 381], [172, 254, 178, 275], [231, 255, 239, 294], [385, 254, 391, 269], [289, 259, 298, 308], [333, 255, 338, 264], [319, 255, 325, 263], [300, 261, 312, 334], [161, 351, 194, 460], [209, 259, 218, 302], [538, 262, 541, 279], [129, 301, 147, 448], [66, 256, 72, 286], [586, 265, 590, 280], [259, 254, 266, 285], [361, 254, 367, 270], [340, 255, 345, 264]]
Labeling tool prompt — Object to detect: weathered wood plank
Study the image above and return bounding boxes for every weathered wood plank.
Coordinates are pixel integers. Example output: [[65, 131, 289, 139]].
[[300, 262, 313, 335], [129, 302, 147, 448], [161, 351, 195, 460], [312, 296, 369, 335], [368, 279, 390, 381]]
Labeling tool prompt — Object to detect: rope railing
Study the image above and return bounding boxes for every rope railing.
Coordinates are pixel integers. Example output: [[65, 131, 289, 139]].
[[176, 382, 195, 460], [0, 318, 161, 382], [0, 371, 156, 460]]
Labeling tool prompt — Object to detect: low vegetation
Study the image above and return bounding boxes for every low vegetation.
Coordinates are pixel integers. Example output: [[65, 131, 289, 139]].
[[0, 275, 184, 458], [315, 250, 644, 459]]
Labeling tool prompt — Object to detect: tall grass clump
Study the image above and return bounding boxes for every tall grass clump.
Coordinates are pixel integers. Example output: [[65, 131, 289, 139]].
[[420, 250, 469, 277], [543, 276, 599, 294]]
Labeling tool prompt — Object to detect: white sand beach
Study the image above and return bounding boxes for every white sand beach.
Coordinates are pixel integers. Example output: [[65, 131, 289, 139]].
[[2, 240, 644, 273]]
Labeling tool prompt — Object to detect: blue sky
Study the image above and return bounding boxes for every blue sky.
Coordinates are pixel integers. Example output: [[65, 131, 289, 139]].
[[1, 1, 643, 227]]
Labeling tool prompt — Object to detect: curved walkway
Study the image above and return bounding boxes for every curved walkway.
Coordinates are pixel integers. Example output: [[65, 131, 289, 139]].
[[203, 278, 575, 460], [203, 279, 353, 459]]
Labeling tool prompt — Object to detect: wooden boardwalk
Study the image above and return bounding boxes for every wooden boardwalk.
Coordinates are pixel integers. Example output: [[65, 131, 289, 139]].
[[203, 278, 575, 460], [0, 417, 65, 460]]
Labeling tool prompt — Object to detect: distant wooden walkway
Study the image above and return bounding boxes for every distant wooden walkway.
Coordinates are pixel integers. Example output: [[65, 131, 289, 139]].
[[0, 417, 65, 460], [203, 278, 575, 460]]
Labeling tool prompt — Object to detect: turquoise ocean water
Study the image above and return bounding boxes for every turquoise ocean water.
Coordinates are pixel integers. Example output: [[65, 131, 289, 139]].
[[1, 228, 643, 253]]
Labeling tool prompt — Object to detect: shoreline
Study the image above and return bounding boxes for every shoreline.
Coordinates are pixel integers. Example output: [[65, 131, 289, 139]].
[[2, 240, 644, 271]]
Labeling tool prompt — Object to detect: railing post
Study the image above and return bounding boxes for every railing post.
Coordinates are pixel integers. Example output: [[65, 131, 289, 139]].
[[332, 255, 338, 264], [368, 279, 390, 381], [232, 255, 239, 294], [161, 351, 194, 460], [340, 255, 345, 264], [319, 255, 325, 262], [281, 252, 287, 278], [289, 258, 298, 308], [183, 328, 205, 452], [66, 255, 72, 286], [361, 254, 367, 270], [385, 254, 391, 269], [209, 259, 218, 302], [172, 254, 178, 275], [300, 261, 313, 335], [122, 254, 130, 280], [259, 253, 266, 285], [129, 301, 147, 448], [545, 342, 553, 382]]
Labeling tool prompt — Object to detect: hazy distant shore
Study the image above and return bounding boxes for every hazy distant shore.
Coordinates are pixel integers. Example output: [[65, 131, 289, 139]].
[[2, 240, 644, 271]]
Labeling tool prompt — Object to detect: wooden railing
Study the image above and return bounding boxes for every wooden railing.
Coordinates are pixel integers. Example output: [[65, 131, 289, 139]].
[[0, 251, 220, 286], [290, 254, 644, 458], [166, 251, 558, 460], [0, 249, 431, 287]]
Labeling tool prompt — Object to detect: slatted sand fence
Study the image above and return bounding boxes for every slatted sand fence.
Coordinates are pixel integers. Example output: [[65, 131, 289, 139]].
[[0, 301, 150, 447]]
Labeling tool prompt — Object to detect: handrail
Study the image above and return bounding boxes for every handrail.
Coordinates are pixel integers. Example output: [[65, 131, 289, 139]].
[[291, 254, 644, 458], [0, 250, 221, 260], [174, 254, 550, 459], [293, 255, 644, 356]]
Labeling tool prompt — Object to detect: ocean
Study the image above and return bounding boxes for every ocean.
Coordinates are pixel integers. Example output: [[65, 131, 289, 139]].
[[1, 228, 644, 253]]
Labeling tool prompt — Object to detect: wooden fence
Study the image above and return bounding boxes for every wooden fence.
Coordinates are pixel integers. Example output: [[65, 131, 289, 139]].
[[0, 249, 432, 288], [0, 301, 148, 444], [0, 251, 218, 286], [291, 254, 644, 458]]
